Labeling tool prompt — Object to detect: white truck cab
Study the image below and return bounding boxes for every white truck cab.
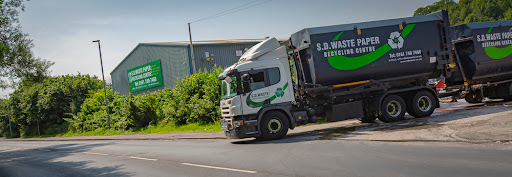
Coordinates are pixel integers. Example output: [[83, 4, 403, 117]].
[[218, 38, 298, 140]]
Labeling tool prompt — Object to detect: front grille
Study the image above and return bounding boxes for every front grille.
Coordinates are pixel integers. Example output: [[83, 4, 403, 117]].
[[220, 100, 231, 117]]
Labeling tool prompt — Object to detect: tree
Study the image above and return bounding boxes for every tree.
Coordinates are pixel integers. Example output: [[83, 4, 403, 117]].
[[9, 74, 103, 137], [414, 0, 512, 25], [0, 0, 53, 89]]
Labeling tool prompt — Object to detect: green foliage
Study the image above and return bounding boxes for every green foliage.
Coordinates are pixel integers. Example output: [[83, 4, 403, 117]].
[[0, 98, 19, 138], [65, 65, 224, 133], [414, 0, 512, 25], [60, 122, 221, 137], [6, 74, 103, 137], [161, 66, 224, 125], [0, 0, 53, 89]]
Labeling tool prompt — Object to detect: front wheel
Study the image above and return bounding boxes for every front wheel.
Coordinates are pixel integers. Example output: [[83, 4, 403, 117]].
[[260, 111, 289, 140], [407, 90, 437, 118], [378, 95, 406, 123]]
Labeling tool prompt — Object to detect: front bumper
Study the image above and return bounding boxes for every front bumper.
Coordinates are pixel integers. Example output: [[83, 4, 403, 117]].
[[220, 117, 258, 139]]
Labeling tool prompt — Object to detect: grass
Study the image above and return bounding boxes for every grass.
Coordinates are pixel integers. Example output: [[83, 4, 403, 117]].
[[22, 122, 222, 138]]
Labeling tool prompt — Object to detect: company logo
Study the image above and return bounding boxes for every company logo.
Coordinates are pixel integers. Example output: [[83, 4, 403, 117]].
[[275, 88, 284, 97], [388, 31, 404, 49], [480, 27, 512, 60], [325, 24, 416, 71], [246, 82, 288, 108]]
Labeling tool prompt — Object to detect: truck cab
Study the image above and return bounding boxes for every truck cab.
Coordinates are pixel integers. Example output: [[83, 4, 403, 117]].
[[218, 38, 297, 140]]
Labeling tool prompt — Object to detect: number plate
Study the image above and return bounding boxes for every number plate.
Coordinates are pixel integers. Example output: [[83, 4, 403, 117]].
[[221, 121, 228, 130]]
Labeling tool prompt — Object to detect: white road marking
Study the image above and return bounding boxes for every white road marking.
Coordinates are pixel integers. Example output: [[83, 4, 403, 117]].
[[129, 156, 158, 161], [5, 157, 28, 162], [82, 152, 109, 156], [181, 163, 257, 174]]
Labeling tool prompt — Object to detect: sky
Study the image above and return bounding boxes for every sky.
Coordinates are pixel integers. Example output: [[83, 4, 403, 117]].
[[2, 0, 439, 95]]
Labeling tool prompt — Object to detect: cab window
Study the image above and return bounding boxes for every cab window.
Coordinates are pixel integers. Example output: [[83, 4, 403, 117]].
[[268, 67, 280, 86], [243, 67, 281, 91], [249, 70, 265, 90]]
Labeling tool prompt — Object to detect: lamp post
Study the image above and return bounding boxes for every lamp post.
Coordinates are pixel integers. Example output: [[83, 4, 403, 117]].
[[188, 23, 197, 74], [92, 40, 111, 129], [5, 95, 12, 138]]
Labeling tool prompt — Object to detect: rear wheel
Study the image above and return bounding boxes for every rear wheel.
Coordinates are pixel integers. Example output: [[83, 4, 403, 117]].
[[360, 116, 377, 123], [407, 90, 437, 118], [260, 111, 289, 140], [465, 91, 483, 103], [502, 96, 512, 101], [378, 95, 406, 123]]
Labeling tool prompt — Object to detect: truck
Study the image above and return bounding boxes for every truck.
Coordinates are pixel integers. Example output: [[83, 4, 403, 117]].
[[218, 8, 512, 140], [444, 20, 512, 103], [218, 10, 454, 140]]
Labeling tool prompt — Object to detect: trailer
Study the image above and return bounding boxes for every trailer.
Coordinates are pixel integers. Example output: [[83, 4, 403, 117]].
[[218, 10, 453, 140], [445, 20, 512, 102]]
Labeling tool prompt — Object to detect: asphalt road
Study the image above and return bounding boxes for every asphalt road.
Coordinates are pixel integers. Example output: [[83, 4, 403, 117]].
[[1, 137, 511, 177]]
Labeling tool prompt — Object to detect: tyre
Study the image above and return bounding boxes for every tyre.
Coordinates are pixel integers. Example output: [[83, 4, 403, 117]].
[[378, 95, 406, 123], [260, 111, 289, 140], [502, 96, 512, 101], [360, 116, 377, 123], [465, 91, 483, 103], [407, 90, 437, 118]]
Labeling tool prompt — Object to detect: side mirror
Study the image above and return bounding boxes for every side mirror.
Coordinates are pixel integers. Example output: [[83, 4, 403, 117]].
[[242, 74, 250, 81]]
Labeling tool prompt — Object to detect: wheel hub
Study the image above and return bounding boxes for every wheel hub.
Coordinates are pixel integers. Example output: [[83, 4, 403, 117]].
[[417, 96, 432, 112], [267, 118, 282, 134], [387, 100, 401, 117]]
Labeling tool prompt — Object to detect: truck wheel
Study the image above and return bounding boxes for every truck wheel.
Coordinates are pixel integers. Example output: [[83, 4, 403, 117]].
[[378, 95, 406, 123], [465, 91, 483, 103], [360, 116, 376, 123], [502, 96, 512, 101], [260, 111, 289, 140], [407, 91, 437, 118]]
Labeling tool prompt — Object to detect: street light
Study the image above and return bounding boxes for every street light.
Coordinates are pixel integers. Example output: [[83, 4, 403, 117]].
[[188, 23, 197, 74], [5, 95, 12, 138], [92, 40, 111, 129]]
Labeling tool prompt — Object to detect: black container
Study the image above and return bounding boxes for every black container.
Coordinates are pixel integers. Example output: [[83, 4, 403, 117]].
[[290, 10, 451, 87], [451, 20, 512, 84]]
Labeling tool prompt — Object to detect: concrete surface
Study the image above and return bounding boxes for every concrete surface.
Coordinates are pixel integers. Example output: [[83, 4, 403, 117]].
[[337, 99, 512, 143]]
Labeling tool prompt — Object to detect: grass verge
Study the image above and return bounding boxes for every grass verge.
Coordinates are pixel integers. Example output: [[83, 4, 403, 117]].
[[22, 122, 222, 138]]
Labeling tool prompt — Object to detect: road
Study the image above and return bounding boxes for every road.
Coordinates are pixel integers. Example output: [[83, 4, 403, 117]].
[[1, 137, 511, 177], [1, 99, 511, 177]]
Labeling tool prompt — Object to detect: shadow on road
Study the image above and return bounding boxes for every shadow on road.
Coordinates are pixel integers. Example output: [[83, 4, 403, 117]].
[[0, 142, 132, 177], [231, 100, 512, 144]]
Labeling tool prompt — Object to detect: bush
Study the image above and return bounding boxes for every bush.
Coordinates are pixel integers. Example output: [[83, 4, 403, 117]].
[[65, 65, 224, 132], [6, 74, 103, 137], [162, 66, 223, 125]]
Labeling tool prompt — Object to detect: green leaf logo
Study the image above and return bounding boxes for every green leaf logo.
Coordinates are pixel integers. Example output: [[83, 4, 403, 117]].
[[484, 27, 512, 60], [246, 82, 288, 108], [327, 24, 416, 70], [275, 88, 284, 97]]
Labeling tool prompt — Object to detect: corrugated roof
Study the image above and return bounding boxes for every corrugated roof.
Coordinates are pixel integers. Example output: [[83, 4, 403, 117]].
[[146, 38, 289, 46], [111, 37, 289, 74]]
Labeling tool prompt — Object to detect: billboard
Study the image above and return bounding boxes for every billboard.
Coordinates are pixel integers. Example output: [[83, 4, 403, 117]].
[[128, 59, 163, 92]]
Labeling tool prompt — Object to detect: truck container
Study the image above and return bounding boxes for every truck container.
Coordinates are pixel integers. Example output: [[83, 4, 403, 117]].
[[218, 10, 452, 140], [445, 20, 512, 102], [290, 12, 451, 87]]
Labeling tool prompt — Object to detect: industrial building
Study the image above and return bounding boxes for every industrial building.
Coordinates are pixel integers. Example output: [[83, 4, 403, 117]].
[[111, 38, 285, 95]]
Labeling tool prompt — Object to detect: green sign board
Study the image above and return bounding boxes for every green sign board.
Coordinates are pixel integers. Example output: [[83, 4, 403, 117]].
[[128, 59, 163, 92]]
